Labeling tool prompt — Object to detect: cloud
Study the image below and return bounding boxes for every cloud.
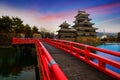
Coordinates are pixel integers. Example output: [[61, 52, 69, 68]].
[[0, 3, 119, 33], [96, 17, 120, 32], [84, 2, 120, 23], [0, 4, 76, 33], [85, 2, 120, 14], [81, 3, 120, 33]]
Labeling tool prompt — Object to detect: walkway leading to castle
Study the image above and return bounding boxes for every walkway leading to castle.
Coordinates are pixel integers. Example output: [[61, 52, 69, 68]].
[[42, 42, 115, 80]]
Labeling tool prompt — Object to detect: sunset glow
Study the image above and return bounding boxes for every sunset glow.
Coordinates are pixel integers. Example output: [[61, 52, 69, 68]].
[[0, 0, 120, 33]]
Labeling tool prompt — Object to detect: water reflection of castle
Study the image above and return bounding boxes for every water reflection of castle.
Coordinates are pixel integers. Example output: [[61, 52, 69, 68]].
[[57, 11, 98, 40]]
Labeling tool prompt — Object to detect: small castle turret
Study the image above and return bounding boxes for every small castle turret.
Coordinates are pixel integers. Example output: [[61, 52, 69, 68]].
[[57, 21, 76, 40], [59, 21, 70, 28]]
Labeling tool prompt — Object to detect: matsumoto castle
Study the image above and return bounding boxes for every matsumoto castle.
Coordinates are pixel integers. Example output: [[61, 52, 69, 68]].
[[57, 11, 98, 40]]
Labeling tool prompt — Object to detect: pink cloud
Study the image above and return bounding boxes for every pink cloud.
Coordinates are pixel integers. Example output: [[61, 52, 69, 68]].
[[23, 2, 120, 33], [29, 9, 77, 25], [30, 2, 120, 23], [40, 11, 76, 21], [1, 3, 119, 33], [97, 17, 120, 24], [85, 3, 120, 14], [22, 9, 76, 32]]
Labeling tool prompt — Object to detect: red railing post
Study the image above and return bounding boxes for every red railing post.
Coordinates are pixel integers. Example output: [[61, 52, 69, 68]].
[[70, 42, 73, 53], [85, 45, 90, 62], [98, 61, 106, 69], [62, 41, 65, 50]]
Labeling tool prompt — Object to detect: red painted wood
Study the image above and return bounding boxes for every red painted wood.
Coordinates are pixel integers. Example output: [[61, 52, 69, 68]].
[[12, 38, 68, 80], [43, 38, 120, 80]]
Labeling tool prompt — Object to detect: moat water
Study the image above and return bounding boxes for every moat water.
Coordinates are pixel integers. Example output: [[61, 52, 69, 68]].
[[0, 46, 39, 80], [94, 43, 120, 74]]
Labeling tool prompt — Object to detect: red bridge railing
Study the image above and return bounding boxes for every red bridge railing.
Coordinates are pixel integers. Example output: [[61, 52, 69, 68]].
[[12, 38, 68, 80], [12, 38, 35, 44], [43, 38, 120, 80]]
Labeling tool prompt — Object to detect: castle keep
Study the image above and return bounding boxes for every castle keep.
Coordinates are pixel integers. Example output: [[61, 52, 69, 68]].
[[57, 11, 98, 41]]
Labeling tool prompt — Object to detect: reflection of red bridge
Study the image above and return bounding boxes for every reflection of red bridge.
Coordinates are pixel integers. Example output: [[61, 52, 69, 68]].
[[12, 38, 120, 80]]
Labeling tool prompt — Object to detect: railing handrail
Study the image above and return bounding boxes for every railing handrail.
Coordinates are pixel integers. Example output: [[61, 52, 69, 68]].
[[43, 38, 120, 80], [12, 38, 68, 80], [47, 39, 120, 57]]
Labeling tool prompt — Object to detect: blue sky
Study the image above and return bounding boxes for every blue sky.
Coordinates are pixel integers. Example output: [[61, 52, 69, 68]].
[[0, 0, 120, 33]]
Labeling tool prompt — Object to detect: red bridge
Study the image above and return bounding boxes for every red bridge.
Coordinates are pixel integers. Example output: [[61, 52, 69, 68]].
[[12, 38, 120, 80]]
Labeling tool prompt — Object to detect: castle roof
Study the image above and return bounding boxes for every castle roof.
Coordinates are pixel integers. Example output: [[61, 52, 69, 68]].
[[57, 28, 76, 32], [75, 11, 89, 18], [77, 27, 98, 30], [59, 21, 70, 28]]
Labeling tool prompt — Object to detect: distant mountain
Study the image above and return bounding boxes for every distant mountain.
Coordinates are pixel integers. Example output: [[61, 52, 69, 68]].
[[96, 32, 117, 37]]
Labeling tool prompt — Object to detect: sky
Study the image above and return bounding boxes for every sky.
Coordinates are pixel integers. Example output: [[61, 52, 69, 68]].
[[0, 0, 120, 33]]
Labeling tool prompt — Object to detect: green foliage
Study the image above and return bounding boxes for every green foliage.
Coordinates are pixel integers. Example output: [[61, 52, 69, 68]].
[[24, 24, 32, 38], [0, 16, 13, 33], [0, 16, 55, 39], [12, 17, 24, 33], [0, 16, 40, 45], [0, 16, 42, 37], [108, 36, 116, 41], [39, 27, 54, 38], [32, 26, 39, 33]]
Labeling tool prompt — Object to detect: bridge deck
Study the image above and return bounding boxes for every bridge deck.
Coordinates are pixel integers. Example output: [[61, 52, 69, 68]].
[[42, 42, 115, 80]]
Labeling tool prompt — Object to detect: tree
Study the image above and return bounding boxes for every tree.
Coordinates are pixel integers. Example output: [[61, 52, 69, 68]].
[[24, 24, 32, 38], [0, 16, 41, 38], [12, 17, 24, 33], [108, 36, 116, 42], [40, 27, 49, 38], [0, 16, 13, 33], [32, 26, 39, 33], [45, 32, 50, 38]]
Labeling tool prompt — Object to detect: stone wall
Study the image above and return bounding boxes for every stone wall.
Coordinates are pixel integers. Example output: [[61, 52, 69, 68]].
[[76, 37, 101, 46], [60, 38, 76, 42]]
